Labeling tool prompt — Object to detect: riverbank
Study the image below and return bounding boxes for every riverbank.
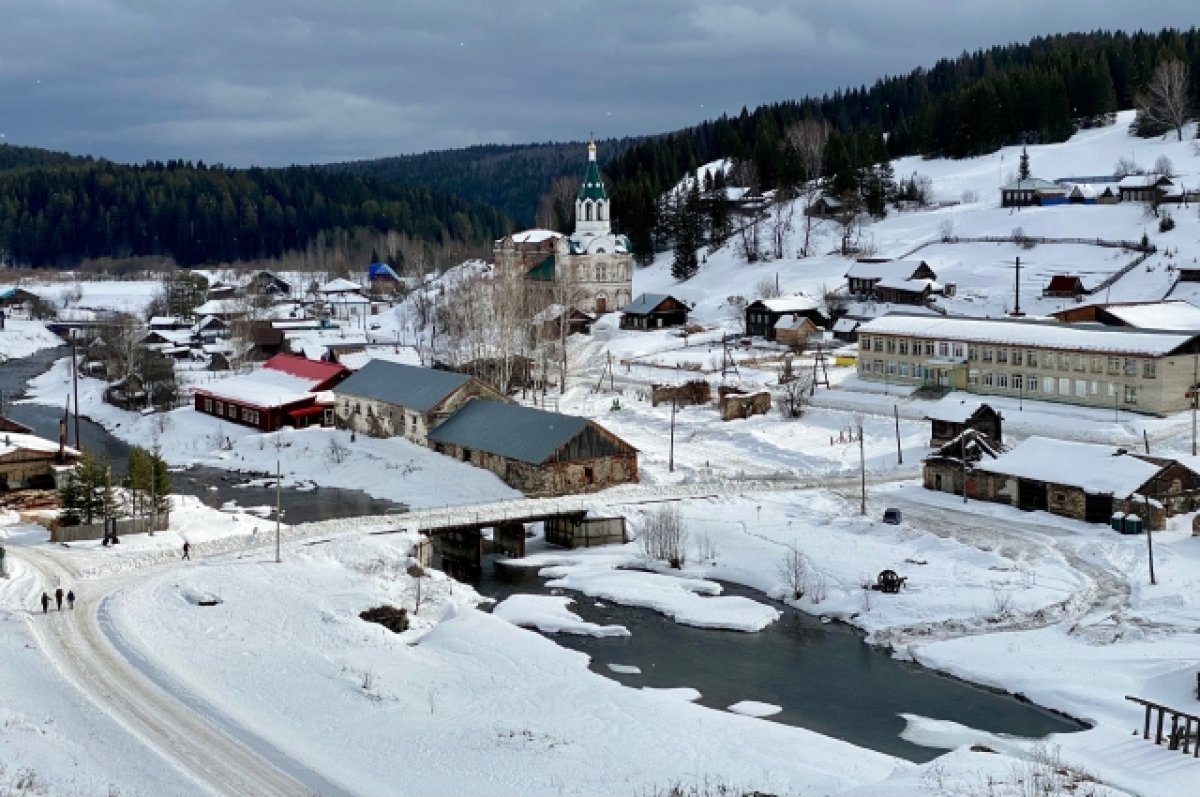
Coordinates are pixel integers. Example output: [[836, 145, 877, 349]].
[[19, 354, 521, 509]]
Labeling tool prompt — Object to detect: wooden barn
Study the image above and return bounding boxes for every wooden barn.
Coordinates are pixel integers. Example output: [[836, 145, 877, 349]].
[[947, 436, 1200, 530], [845, 259, 937, 299], [924, 397, 1002, 447], [428, 400, 638, 496], [333, 360, 507, 444], [620, 294, 689, 331], [193, 354, 348, 431]]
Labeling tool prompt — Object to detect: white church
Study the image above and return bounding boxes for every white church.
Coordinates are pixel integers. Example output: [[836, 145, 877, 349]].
[[493, 142, 633, 314]]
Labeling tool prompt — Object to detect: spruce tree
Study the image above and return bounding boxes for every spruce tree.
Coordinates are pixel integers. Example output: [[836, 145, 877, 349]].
[[671, 180, 702, 281], [1018, 147, 1031, 181]]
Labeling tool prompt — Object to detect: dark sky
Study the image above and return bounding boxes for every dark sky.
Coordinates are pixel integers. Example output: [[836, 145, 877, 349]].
[[0, 1, 1192, 166]]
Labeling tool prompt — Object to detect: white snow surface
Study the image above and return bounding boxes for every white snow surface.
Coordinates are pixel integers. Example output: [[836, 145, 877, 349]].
[[9, 113, 1200, 795], [727, 700, 783, 718], [493, 593, 631, 637]]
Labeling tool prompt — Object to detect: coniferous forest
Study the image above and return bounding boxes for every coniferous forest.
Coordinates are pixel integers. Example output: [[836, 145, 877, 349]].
[[0, 154, 510, 269], [1, 28, 1198, 270]]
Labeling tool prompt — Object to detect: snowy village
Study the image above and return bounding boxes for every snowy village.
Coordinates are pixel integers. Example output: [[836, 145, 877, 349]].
[[4, 14, 1200, 797]]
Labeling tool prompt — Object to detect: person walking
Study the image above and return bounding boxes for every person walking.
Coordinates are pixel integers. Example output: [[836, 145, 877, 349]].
[[67, 590, 75, 610], [40, 592, 50, 613], [182, 541, 191, 560], [54, 587, 63, 611]]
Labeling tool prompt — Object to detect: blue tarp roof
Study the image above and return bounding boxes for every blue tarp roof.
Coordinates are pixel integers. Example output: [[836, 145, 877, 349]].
[[368, 263, 399, 280]]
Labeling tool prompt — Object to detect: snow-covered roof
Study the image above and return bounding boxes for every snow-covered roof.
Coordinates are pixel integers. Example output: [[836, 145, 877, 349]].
[[1001, 178, 1062, 191], [319, 278, 364, 294], [509, 229, 563, 245], [1118, 174, 1173, 188], [195, 368, 323, 408], [844, 260, 931, 281], [326, 292, 370, 305], [980, 437, 1167, 497], [755, 295, 818, 313], [194, 299, 246, 316], [149, 316, 183, 327], [924, 396, 988, 423], [859, 313, 1198, 356], [832, 318, 860, 333], [0, 431, 78, 459], [1103, 301, 1200, 331], [874, 277, 940, 293], [773, 315, 816, 331]]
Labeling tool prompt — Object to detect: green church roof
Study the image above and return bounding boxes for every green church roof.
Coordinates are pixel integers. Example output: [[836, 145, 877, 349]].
[[577, 143, 608, 202]]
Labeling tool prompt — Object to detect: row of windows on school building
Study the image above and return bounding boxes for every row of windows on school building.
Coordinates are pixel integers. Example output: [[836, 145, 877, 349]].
[[857, 333, 1195, 414]]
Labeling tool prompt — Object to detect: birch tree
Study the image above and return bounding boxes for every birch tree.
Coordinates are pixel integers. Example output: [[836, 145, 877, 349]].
[[1136, 58, 1191, 141]]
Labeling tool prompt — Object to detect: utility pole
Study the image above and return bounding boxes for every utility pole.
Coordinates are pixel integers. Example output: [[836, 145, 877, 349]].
[[1143, 482, 1157, 586], [1192, 350, 1197, 457], [70, 335, 80, 447], [858, 424, 866, 515], [1010, 256, 1024, 317], [668, 390, 676, 473], [961, 440, 969, 504], [275, 458, 282, 564], [893, 404, 902, 465]]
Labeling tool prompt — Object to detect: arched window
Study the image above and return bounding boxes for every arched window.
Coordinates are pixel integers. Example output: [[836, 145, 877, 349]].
[[585, 201, 593, 222]]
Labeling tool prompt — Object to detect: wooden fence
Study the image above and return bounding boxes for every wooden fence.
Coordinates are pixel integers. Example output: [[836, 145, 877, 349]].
[[51, 513, 170, 543]]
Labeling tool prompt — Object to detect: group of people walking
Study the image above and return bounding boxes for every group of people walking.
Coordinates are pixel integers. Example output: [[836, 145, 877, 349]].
[[40, 586, 74, 613]]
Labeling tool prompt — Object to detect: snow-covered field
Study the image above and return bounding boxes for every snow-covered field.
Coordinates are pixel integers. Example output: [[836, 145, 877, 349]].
[[3, 113, 1200, 795]]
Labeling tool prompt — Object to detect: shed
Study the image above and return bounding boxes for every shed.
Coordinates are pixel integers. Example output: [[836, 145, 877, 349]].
[[923, 397, 1002, 447], [1043, 275, 1086, 299], [773, 316, 819, 351], [428, 400, 637, 496], [619, 294, 689, 331], [832, 317, 861, 342]]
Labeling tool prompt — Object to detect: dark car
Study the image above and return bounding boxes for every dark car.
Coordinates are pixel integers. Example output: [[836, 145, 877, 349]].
[[882, 508, 902, 525]]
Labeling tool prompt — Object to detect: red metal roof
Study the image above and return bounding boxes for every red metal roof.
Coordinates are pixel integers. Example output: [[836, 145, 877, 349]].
[[263, 354, 348, 384]]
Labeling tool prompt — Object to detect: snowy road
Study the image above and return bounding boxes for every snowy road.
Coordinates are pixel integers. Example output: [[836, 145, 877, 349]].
[[14, 546, 347, 797]]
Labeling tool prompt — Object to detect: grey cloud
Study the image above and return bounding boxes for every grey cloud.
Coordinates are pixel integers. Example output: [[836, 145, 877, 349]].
[[0, 0, 1192, 166]]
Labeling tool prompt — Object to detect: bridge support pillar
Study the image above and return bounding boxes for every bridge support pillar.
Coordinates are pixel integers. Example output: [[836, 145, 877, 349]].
[[495, 522, 526, 559]]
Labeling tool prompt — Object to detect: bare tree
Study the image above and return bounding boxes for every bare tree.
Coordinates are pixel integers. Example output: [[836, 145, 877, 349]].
[[722, 295, 749, 334], [1153, 155, 1176, 177], [754, 278, 781, 300], [1114, 156, 1143, 178], [778, 546, 809, 600], [767, 191, 796, 260], [737, 212, 763, 263], [638, 504, 687, 569], [784, 120, 829, 258], [778, 372, 814, 418], [1136, 58, 1191, 141], [536, 175, 581, 232]]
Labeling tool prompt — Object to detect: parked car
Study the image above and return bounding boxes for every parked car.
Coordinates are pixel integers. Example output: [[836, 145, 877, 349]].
[[882, 508, 902, 525]]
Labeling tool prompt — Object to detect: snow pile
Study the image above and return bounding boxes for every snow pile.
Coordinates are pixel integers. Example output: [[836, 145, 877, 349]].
[[493, 594, 630, 637]]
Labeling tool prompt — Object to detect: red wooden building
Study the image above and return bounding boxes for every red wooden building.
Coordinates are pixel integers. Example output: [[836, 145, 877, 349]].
[[193, 354, 349, 432]]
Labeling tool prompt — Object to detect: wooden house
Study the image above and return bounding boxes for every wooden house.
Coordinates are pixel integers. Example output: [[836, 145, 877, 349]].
[[745, 296, 828, 339], [924, 397, 1002, 447], [428, 399, 638, 496], [620, 294, 689, 331], [249, 270, 292, 296], [0, 287, 39, 314], [1050, 300, 1200, 331], [333, 360, 507, 444], [773, 316, 819, 350], [0, 431, 80, 490], [805, 195, 844, 218], [366, 263, 404, 295], [844, 259, 937, 300], [1000, 178, 1066, 207], [1043, 275, 1087, 299], [1118, 174, 1174, 203], [193, 354, 348, 431], [832, 317, 861, 342]]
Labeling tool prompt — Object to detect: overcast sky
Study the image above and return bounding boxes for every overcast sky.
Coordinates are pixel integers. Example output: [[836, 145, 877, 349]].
[[0, 1, 1192, 167]]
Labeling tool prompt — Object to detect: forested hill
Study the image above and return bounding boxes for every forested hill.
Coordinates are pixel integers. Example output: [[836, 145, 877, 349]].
[[0, 143, 91, 173], [0, 159, 512, 269], [331, 29, 1197, 259], [331, 139, 640, 229]]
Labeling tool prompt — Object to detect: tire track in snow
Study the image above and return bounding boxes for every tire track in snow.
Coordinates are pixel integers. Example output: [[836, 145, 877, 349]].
[[16, 547, 349, 797]]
